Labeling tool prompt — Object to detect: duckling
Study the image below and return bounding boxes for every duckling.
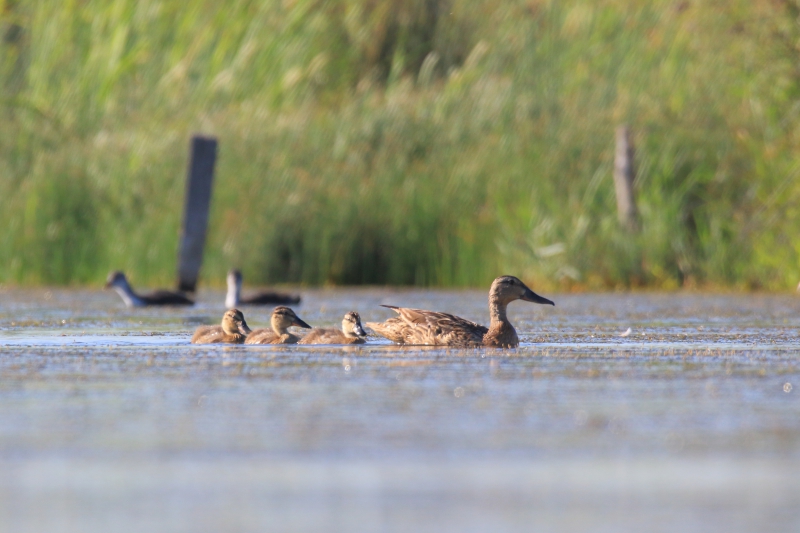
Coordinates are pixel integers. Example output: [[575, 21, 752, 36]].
[[225, 269, 301, 308], [298, 311, 367, 345], [366, 275, 554, 348], [244, 306, 312, 344], [191, 308, 252, 344], [105, 271, 194, 307]]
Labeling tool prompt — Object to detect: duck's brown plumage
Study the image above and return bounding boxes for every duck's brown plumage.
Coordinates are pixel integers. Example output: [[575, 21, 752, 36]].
[[244, 306, 312, 345], [365, 275, 554, 348], [191, 309, 252, 344], [298, 311, 367, 345]]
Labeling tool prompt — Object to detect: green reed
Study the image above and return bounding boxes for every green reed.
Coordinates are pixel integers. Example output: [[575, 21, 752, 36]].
[[0, 0, 797, 289]]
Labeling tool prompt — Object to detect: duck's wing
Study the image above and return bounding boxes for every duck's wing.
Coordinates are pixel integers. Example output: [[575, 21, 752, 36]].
[[241, 291, 301, 305], [369, 306, 488, 346], [297, 328, 341, 345], [244, 328, 277, 345], [273, 333, 301, 344], [365, 317, 408, 344], [191, 325, 223, 344], [141, 290, 195, 306]]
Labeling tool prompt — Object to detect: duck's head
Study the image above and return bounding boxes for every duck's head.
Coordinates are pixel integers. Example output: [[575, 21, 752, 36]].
[[271, 306, 312, 332], [342, 311, 367, 338], [491, 275, 554, 306], [105, 270, 129, 289], [227, 269, 243, 290], [221, 308, 251, 336]]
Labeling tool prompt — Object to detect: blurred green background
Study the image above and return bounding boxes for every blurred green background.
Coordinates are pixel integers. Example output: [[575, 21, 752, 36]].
[[1, 0, 799, 290]]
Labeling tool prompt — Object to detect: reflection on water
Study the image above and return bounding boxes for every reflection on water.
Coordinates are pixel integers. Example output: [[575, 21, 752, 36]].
[[0, 288, 799, 532]]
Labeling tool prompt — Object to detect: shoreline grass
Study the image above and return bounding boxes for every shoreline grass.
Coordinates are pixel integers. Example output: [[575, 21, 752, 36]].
[[1, 0, 799, 290]]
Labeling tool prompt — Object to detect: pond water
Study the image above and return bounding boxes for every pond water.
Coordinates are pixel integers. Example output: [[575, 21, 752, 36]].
[[1, 287, 799, 532]]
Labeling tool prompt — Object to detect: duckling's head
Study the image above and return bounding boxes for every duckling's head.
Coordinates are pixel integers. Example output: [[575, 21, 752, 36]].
[[227, 269, 243, 289], [105, 270, 129, 289], [342, 311, 367, 338], [271, 306, 312, 333], [221, 308, 251, 336], [491, 275, 554, 306]]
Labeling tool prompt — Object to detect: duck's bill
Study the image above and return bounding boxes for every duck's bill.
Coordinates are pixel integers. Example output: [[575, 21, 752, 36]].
[[353, 323, 367, 337], [522, 288, 555, 306], [293, 317, 312, 329], [238, 321, 252, 335]]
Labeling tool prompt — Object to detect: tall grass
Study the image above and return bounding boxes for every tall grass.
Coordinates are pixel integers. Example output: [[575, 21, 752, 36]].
[[1, 0, 798, 289]]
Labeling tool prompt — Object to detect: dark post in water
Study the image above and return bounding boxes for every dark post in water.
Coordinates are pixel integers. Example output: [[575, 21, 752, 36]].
[[613, 125, 639, 232], [177, 135, 218, 293]]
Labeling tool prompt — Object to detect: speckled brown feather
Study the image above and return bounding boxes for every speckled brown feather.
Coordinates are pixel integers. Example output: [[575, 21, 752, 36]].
[[365, 276, 554, 348], [191, 325, 248, 344], [366, 307, 487, 347], [298, 328, 365, 345], [245, 329, 302, 345], [483, 321, 519, 348]]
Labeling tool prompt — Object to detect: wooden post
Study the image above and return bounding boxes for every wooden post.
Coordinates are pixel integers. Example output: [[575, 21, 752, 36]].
[[613, 125, 639, 231], [177, 135, 218, 293]]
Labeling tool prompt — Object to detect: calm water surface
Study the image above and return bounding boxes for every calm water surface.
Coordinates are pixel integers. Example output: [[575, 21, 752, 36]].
[[0, 287, 799, 532]]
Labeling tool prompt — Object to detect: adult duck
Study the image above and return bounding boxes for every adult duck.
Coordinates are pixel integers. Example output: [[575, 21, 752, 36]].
[[225, 269, 301, 308], [191, 308, 251, 344], [298, 311, 367, 345], [244, 306, 312, 345], [105, 271, 194, 307], [366, 275, 554, 348]]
